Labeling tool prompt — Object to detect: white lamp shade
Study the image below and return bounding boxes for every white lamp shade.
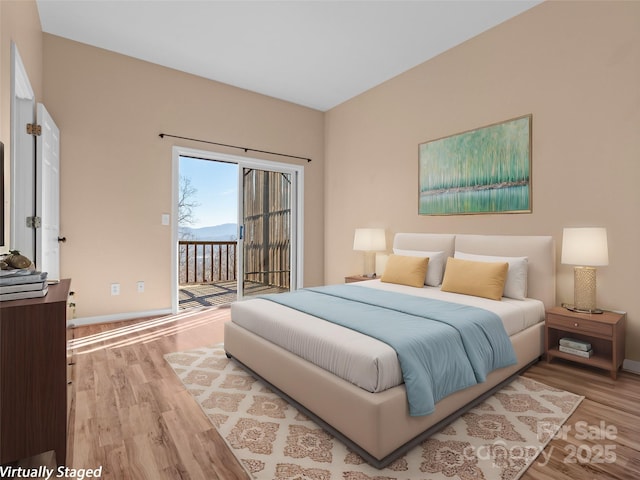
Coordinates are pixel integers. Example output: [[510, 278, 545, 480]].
[[561, 227, 609, 266], [353, 228, 386, 252]]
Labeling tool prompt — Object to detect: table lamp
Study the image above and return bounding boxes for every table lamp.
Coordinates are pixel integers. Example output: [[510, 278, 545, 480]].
[[353, 228, 386, 277], [561, 227, 608, 313]]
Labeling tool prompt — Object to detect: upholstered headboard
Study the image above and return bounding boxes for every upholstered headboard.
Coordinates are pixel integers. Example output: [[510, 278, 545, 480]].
[[392, 233, 556, 309]]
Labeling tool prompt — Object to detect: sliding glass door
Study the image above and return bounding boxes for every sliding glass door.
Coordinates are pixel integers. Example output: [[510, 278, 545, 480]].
[[171, 146, 303, 311]]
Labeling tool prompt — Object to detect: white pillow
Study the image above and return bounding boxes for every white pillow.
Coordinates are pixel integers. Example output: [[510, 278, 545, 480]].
[[393, 249, 446, 286], [454, 251, 528, 300]]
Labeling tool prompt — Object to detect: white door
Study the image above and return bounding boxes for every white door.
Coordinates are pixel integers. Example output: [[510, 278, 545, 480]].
[[35, 103, 61, 279], [10, 43, 36, 259]]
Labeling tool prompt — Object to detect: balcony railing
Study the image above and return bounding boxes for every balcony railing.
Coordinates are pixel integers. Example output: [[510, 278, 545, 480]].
[[179, 238, 290, 291], [179, 240, 237, 285]]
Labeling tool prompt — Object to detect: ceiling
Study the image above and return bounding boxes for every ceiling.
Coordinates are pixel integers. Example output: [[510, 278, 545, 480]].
[[36, 0, 542, 111]]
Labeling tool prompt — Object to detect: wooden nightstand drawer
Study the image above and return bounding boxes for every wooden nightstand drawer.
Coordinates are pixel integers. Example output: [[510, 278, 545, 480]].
[[546, 313, 613, 337]]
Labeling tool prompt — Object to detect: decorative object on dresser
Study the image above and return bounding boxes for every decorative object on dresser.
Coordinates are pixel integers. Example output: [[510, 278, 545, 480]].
[[352, 228, 386, 277], [0, 279, 70, 465], [545, 306, 625, 379], [561, 227, 609, 313]]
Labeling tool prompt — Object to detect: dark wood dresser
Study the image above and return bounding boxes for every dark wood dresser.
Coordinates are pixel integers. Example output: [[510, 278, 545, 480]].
[[0, 279, 70, 465]]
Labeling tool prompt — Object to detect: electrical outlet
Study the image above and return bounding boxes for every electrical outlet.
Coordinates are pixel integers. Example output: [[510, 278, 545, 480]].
[[137, 281, 145, 293], [111, 283, 120, 296]]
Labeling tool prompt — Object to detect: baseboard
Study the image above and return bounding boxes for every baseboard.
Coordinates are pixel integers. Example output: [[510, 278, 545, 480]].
[[622, 358, 640, 375], [69, 308, 173, 327]]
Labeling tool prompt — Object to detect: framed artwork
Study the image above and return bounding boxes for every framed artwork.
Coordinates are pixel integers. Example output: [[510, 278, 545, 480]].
[[419, 114, 532, 216]]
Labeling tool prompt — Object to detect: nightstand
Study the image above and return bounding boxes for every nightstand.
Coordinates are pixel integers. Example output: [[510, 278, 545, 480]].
[[345, 275, 377, 283], [545, 306, 626, 379]]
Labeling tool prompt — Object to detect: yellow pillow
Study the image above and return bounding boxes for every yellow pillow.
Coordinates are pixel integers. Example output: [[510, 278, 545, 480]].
[[441, 257, 508, 301], [381, 254, 429, 288]]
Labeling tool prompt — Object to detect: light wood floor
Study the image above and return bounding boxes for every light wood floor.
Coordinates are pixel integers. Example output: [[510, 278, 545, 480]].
[[65, 307, 640, 480]]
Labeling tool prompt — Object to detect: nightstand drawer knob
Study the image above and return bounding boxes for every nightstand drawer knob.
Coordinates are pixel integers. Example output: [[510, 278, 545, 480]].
[[574, 322, 579, 327]]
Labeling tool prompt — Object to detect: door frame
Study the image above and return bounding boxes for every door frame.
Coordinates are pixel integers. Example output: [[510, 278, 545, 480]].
[[171, 146, 304, 312]]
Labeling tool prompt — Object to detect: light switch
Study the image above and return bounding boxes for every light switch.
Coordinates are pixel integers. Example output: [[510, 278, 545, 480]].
[[161, 214, 170, 226]]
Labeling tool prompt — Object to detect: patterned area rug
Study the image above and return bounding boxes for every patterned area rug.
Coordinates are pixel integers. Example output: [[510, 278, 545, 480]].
[[165, 345, 583, 480]]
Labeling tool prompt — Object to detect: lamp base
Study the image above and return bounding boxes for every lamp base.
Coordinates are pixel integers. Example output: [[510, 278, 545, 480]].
[[573, 266, 599, 312], [361, 252, 376, 277]]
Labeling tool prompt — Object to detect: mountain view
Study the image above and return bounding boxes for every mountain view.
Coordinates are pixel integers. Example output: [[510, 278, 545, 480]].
[[179, 223, 238, 241]]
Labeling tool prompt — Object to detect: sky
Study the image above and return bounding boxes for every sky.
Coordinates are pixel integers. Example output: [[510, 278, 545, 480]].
[[179, 156, 238, 229]]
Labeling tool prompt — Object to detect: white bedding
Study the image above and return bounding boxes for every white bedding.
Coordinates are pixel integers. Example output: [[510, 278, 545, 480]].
[[230, 280, 545, 394]]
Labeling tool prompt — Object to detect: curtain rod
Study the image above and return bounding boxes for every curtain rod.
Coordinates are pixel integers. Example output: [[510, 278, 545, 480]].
[[158, 133, 311, 163]]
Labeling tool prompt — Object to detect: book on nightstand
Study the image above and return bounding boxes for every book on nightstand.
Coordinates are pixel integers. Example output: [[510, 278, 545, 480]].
[[559, 345, 594, 358], [559, 337, 592, 351]]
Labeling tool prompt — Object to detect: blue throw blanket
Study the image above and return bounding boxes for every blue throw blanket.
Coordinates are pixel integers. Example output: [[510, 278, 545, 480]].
[[259, 284, 517, 416]]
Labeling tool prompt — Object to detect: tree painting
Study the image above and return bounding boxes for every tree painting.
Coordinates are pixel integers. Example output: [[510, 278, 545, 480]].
[[419, 115, 531, 215]]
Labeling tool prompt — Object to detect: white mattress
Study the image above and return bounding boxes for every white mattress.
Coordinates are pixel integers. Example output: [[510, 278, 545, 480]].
[[230, 280, 544, 393]]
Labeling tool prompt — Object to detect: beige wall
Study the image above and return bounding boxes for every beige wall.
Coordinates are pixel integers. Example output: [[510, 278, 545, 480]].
[[325, 1, 640, 361], [3, 1, 639, 363], [41, 34, 324, 319], [0, 0, 43, 250]]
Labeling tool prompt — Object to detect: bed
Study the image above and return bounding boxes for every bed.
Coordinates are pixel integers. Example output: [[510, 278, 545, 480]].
[[224, 233, 555, 468]]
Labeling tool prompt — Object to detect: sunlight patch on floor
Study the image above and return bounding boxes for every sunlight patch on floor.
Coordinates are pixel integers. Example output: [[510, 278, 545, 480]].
[[68, 307, 226, 355]]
